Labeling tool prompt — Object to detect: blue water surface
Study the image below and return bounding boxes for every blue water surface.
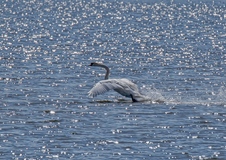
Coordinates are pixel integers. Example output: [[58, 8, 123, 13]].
[[1, 0, 226, 159]]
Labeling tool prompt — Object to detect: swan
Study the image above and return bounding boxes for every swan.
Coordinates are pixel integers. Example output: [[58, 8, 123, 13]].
[[88, 62, 146, 102]]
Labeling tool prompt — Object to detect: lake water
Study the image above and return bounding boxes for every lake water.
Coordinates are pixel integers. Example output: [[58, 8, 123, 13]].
[[1, 0, 226, 159]]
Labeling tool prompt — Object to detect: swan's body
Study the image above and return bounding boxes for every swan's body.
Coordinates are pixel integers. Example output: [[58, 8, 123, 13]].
[[88, 62, 146, 102]]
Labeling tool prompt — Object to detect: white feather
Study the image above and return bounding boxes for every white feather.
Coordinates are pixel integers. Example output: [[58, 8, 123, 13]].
[[88, 78, 139, 98]]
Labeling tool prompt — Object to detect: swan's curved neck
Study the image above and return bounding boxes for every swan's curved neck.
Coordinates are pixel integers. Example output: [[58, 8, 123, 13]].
[[92, 63, 110, 80], [100, 64, 110, 80]]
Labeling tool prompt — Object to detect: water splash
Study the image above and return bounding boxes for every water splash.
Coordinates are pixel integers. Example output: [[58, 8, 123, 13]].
[[178, 86, 226, 106], [140, 85, 167, 103], [139, 85, 226, 106], [214, 86, 226, 105]]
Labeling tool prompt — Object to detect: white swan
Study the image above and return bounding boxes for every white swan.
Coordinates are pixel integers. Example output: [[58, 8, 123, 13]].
[[88, 62, 146, 102]]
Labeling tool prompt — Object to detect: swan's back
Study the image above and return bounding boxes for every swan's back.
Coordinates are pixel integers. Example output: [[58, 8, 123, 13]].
[[117, 78, 139, 92]]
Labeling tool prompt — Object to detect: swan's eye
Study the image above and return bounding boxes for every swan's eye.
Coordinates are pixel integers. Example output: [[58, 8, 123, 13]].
[[90, 63, 94, 66]]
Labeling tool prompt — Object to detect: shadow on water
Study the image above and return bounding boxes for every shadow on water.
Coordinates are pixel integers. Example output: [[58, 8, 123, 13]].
[[90, 99, 132, 104]]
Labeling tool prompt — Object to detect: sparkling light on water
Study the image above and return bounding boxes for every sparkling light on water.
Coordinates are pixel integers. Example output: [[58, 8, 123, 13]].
[[1, 0, 226, 159]]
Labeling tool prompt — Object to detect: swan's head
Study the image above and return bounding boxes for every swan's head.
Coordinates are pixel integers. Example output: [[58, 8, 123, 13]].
[[89, 62, 100, 66], [89, 62, 106, 67]]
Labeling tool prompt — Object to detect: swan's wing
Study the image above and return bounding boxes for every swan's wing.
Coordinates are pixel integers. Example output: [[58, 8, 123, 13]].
[[88, 79, 124, 97]]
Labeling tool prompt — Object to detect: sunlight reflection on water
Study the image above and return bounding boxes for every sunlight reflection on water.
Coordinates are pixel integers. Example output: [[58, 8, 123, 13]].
[[1, 0, 226, 159]]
